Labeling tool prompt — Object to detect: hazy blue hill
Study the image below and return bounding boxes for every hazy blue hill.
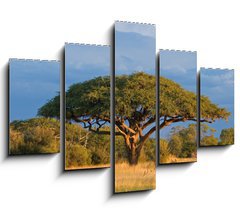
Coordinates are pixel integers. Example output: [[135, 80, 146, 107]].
[[115, 31, 155, 74]]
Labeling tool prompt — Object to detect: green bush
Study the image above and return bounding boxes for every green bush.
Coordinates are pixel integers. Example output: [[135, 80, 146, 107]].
[[65, 123, 110, 168], [219, 128, 234, 145], [9, 118, 60, 154], [160, 139, 171, 163], [66, 144, 91, 168]]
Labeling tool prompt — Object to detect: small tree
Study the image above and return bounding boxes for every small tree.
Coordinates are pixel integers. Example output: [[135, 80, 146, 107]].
[[168, 124, 197, 158], [200, 123, 219, 146], [169, 134, 182, 157], [219, 128, 234, 145], [38, 72, 230, 165], [159, 139, 170, 163]]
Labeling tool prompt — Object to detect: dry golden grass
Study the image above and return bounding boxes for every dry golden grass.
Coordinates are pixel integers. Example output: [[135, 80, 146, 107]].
[[115, 162, 156, 193], [160, 154, 196, 164], [65, 164, 110, 170]]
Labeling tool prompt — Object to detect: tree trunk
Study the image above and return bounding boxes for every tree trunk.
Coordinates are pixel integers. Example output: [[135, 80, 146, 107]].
[[120, 124, 155, 166], [128, 145, 140, 165], [125, 134, 142, 165]]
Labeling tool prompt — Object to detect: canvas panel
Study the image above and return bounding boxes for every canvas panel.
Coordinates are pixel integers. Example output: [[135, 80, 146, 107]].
[[159, 50, 197, 164], [200, 68, 234, 146], [64, 43, 111, 170], [9, 59, 60, 155], [114, 21, 156, 193]]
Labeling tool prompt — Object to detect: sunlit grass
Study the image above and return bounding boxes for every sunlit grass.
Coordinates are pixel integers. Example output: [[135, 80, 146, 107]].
[[65, 164, 110, 170], [115, 162, 156, 193], [160, 154, 197, 164]]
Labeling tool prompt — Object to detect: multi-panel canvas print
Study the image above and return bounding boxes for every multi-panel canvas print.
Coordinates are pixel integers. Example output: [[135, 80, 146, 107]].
[[114, 21, 156, 193], [64, 43, 110, 170], [9, 59, 60, 155], [159, 50, 197, 164], [200, 68, 234, 146]]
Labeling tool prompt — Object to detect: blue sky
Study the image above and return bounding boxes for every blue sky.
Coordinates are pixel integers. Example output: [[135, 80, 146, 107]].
[[65, 43, 110, 90], [10, 59, 60, 122], [115, 21, 156, 138], [115, 21, 156, 75], [200, 68, 234, 138], [160, 50, 197, 139]]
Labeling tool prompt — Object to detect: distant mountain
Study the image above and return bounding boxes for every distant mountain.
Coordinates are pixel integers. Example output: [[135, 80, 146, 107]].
[[115, 31, 155, 74]]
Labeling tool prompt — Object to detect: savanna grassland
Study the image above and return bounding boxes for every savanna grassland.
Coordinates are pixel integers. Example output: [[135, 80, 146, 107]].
[[115, 162, 156, 193], [115, 136, 156, 192]]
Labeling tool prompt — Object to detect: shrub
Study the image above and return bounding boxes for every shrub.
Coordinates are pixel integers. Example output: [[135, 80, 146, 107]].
[[159, 139, 171, 163], [66, 144, 91, 167], [9, 118, 60, 154]]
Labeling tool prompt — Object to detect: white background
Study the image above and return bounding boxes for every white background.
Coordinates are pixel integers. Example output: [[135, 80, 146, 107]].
[[0, 0, 239, 215]]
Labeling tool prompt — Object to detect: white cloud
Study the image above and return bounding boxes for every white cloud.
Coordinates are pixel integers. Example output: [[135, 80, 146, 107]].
[[115, 21, 155, 38], [201, 69, 234, 87]]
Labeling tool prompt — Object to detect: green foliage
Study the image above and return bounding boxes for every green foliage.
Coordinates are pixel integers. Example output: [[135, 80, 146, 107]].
[[38, 72, 157, 165], [9, 128, 24, 153], [168, 124, 197, 158], [9, 118, 60, 154], [159, 139, 171, 163], [160, 76, 230, 122], [201, 135, 218, 146], [87, 131, 110, 165], [38, 76, 110, 119], [38, 72, 230, 128], [160, 123, 221, 161], [38, 94, 60, 118], [66, 144, 91, 167], [65, 123, 110, 169], [115, 137, 155, 163], [38, 72, 230, 165], [200, 95, 230, 122], [168, 134, 182, 157], [200, 123, 218, 146], [115, 136, 129, 162], [115, 72, 155, 117], [160, 77, 196, 118], [38, 72, 156, 121], [142, 138, 155, 162], [219, 128, 234, 145]]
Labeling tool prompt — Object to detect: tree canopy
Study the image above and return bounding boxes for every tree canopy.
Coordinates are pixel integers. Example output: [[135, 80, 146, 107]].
[[39, 76, 110, 134], [39, 72, 230, 132], [160, 76, 230, 129], [38, 71, 231, 164]]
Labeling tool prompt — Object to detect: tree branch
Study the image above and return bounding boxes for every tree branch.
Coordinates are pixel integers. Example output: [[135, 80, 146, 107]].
[[137, 125, 156, 153], [142, 116, 155, 130], [116, 118, 136, 134], [115, 126, 127, 137], [160, 115, 213, 130]]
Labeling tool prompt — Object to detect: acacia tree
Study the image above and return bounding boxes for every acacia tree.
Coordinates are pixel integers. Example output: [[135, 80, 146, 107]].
[[38, 72, 230, 165]]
